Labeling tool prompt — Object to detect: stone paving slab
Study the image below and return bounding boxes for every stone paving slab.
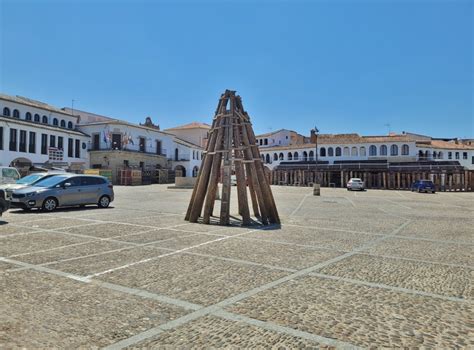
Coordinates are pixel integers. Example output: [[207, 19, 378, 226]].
[[228, 276, 474, 348], [122, 215, 186, 228], [244, 225, 380, 251], [25, 217, 95, 230], [60, 222, 150, 238], [317, 254, 474, 299], [101, 253, 289, 306], [14, 240, 132, 265], [114, 228, 186, 244], [130, 315, 325, 349], [0, 225, 41, 236], [285, 215, 406, 234], [0, 269, 188, 348], [0, 260, 17, 271], [365, 237, 473, 267], [0, 232, 89, 256], [151, 233, 225, 250], [396, 218, 474, 242], [48, 246, 170, 276], [191, 238, 344, 270]]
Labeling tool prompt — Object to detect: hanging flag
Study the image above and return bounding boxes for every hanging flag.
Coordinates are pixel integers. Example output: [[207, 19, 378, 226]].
[[103, 128, 108, 143]]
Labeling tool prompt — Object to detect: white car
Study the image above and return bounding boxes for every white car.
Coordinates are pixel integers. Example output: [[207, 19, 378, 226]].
[[347, 178, 365, 191], [0, 167, 20, 185]]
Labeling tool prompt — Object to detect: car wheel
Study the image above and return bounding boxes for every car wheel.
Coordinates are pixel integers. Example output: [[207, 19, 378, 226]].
[[98, 195, 110, 208], [42, 197, 58, 212]]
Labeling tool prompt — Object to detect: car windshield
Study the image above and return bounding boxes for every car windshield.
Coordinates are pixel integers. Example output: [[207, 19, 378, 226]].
[[33, 175, 69, 188], [16, 174, 45, 185]]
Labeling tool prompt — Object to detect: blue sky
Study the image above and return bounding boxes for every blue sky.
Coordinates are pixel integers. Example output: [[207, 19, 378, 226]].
[[1, 0, 472, 138]]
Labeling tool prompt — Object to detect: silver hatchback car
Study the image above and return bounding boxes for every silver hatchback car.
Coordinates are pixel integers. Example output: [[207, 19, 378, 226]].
[[10, 174, 114, 211]]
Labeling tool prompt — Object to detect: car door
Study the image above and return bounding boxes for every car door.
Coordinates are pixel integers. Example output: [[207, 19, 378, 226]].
[[59, 176, 84, 206], [80, 177, 102, 204]]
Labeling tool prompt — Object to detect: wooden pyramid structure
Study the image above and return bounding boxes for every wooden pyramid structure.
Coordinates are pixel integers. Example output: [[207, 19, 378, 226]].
[[185, 90, 280, 226]]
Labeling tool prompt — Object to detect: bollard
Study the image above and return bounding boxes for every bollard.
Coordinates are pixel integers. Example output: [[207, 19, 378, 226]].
[[313, 183, 320, 196]]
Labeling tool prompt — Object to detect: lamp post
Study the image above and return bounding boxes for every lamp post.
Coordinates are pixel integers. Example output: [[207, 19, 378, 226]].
[[314, 126, 319, 182]]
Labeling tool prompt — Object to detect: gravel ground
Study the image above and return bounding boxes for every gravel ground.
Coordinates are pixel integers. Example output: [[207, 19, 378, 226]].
[[0, 185, 473, 348]]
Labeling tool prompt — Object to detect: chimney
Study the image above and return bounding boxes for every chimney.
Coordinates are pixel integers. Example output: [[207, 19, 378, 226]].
[[310, 129, 316, 143]]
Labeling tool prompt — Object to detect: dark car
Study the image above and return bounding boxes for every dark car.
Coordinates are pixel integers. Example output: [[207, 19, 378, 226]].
[[0, 189, 10, 217], [411, 180, 436, 193]]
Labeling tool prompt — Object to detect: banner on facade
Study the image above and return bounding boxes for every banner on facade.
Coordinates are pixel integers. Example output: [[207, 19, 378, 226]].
[[48, 147, 64, 161]]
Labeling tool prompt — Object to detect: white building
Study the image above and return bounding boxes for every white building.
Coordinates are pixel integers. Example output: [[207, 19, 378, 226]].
[[164, 122, 211, 148], [0, 94, 89, 173], [257, 130, 474, 171], [70, 109, 203, 180], [0, 94, 204, 181]]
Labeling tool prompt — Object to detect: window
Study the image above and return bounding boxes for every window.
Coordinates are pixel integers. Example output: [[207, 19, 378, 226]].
[[58, 136, 63, 150], [360, 146, 366, 156], [68, 121, 73, 129], [335, 147, 341, 156], [472, 156, 474, 165], [463, 152, 468, 160], [175, 148, 179, 161], [343, 147, 349, 156], [0, 127, 3, 150], [123, 160, 129, 167], [53, 118, 58, 126], [309, 150, 314, 161], [380, 145, 387, 156], [303, 151, 308, 161], [19, 130, 27, 152], [265, 154, 270, 163], [139, 137, 146, 152], [401, 144, 409, 156], [9, 128, 17, 151], [320, 147, 326, 157], [92, 134, 100, 150], [273, 153, 278, 161], [34, 114, 40, 122], [29, 132, 36, 153], [279, 152, 284, 160], [41, 134, 48, 154], [264, 138, 268, 145], [60, 120, 66, 128], [438, 151, 443, 159], [390, 144, 398, 156], [3, 107, 10, 116], [369, 145, 377, 156], [81, 177, 105, 186], [328, 147, 334, 157], [455, 152, 459, 160], [26, 112, 32, 121], [293, 152, 299, 160], [75, 139, 80, 158], [351, 147, 358, 156], [13, 109, 20, 118], [192, 150, 195, 159], [42, 115, 48, 124], [68, 138, 73, 157], [50, 135, 56, 148], [448, 152, 452, 159], [288, 152, 293, 160]]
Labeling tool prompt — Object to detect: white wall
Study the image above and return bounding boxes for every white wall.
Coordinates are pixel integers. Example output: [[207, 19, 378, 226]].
[[0, 118, 89, 167]]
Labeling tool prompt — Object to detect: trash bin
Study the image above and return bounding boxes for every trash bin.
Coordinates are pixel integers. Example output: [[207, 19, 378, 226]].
[[313, 183, 320, 196]]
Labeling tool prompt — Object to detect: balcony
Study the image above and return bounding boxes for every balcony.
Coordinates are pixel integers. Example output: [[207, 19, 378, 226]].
[[88, 145, 167, 157], [168, 154, 191, 161]]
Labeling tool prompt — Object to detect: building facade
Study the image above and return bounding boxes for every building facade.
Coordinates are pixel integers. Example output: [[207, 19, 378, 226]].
[[256, 129, 474, 191], [1, 94, 203, 182], [0, 95, 89, 174]]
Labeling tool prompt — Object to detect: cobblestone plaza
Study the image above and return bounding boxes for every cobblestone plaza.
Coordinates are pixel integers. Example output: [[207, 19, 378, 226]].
[[1, 185, 472, 348]]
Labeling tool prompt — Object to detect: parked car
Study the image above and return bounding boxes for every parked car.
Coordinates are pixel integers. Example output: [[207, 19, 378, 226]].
[[10, 174, 114, 211], [347, 178, 365, 191], [2, 172, 64, 197], [411, 179, 435, 193], [0, 167, 20, 185]]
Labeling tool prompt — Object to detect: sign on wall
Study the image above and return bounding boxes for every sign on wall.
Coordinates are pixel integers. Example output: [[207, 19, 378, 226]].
[[48, 147, 64, 161]]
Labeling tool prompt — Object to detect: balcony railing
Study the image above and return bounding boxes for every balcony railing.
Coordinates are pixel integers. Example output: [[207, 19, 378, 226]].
[[88, 145, 167, 157], [168, 154, 191, 161]]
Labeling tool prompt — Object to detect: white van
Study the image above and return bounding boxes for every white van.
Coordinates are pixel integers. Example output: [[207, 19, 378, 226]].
[[0, 167, 21, 185]]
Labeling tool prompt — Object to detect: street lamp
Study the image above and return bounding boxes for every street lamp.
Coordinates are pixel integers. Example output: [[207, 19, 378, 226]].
[[314, 126, 319, 182]]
